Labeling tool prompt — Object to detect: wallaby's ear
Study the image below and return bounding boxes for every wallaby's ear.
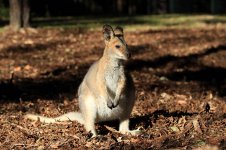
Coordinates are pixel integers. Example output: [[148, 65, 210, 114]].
[[103, 24, 114, 42], [114, 26, 123, 37]]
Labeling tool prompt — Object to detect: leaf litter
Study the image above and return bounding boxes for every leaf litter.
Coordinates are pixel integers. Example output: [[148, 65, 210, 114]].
[[0, 27, 226, 149]]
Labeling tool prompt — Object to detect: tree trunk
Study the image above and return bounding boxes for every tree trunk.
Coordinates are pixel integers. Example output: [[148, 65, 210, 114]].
[[151, 0, 157, 14], [9, 0, 30, 31], [146, 0, 151, 14], [128, 0, 136, 15], [210, 0, 217, 14], [10, 0, 21, 31], [169, 0, 176, 13], [22, 0, 30, 27], [117, 0, 123, 14]]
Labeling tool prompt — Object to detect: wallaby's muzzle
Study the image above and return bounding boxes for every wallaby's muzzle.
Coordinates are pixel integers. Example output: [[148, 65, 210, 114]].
[[127, 51, 131, 59]]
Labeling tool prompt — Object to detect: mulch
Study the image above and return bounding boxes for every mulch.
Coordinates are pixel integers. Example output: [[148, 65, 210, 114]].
[[0, 27, 226, 149]]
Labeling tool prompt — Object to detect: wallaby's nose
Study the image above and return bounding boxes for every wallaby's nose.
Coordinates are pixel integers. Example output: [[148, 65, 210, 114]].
[[127, 52, 131, 59]]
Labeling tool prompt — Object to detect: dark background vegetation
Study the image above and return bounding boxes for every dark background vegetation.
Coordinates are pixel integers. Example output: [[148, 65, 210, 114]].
[[1, 0, 226, 31], [0, 0, 226, 19]]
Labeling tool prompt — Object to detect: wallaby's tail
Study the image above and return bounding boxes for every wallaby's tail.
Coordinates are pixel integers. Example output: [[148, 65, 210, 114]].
[[25, 112, 84, 124]]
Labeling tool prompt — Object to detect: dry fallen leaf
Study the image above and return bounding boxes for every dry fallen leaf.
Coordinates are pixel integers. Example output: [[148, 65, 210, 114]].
[[104, 125, 120, 134], [170, 126, 180, 132], [50, 141, 61, 149], [13, 66, 22, 72], [160, 92, 171, 100], [24, 39, 34, 45], [177, 100, 187, 105], [207, 102, 217, 113], [24, 65, 32, 70], [192, 118, 202, 134], [178, 116, 187, 131], [193, 144, 219, 150]]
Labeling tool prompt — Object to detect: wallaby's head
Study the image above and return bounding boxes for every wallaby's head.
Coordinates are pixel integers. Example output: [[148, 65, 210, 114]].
[[102, 24, 130, 60]]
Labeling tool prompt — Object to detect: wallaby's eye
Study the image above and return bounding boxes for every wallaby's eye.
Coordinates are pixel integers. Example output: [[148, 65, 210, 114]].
[[115, 45, 121, 49]]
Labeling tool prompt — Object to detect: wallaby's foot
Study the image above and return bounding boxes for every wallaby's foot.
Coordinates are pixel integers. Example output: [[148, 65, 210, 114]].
[[91, 132, 97, 138], [120, 128, 143, 136], [119, 119, 143, 136], [87, 132, 97, 139]]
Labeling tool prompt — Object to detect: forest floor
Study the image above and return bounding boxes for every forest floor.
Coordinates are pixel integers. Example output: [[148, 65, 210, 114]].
[[0, 25, 226, 149]]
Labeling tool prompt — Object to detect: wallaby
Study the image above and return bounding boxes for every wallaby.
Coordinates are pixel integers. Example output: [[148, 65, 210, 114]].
[[25, 24, 140, 136]]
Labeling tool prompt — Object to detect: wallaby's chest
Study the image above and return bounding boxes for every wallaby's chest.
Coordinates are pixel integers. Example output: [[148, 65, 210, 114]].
[[105, 67, 123, 93]]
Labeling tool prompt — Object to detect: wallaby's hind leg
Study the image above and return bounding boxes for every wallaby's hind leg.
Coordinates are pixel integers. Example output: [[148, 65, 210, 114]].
[[119, 118, 141, 135], [119, 118, 130, 133], [79, 95, 97, 136]]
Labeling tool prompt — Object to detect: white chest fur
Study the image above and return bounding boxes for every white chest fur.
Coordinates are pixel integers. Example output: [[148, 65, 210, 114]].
[[105, 66, 122, 93], [97, 62, 125, 121]]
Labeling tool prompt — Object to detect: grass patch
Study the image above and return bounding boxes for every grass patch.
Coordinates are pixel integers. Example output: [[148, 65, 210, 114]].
[[0, 27, 5, 33], [1, 14, 226, 31], [32, 14, 226, 31]]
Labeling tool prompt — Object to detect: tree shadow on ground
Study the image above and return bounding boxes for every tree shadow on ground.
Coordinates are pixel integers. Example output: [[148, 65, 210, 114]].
[[130, 110, 196, 130], [98, 109, 196, 135], [129, 45, 226, 70], [0, 63, 90, 102], [128, 44, 226, 98], [129, 44, 151, 55], [164, 67, 226, 97], [2, 40, 71, 54], [1, 42, 226, 102]]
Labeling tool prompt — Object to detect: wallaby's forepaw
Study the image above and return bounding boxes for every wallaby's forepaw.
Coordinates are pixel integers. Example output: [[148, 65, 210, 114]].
[[113, 99, 119, 108], [107, 100, 119, 109], [107, 100, 113, 109]]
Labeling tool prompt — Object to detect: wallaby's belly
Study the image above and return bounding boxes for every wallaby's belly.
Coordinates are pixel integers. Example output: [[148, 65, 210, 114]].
[[96, 100, 125, 122], [78, 79, 126, 122]]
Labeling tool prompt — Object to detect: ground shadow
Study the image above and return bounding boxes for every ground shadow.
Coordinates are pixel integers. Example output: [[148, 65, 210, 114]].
[[98, 109, 196, 135], [1, 41, 226, 102], [129, 44, 151, 55], [128, 45, 226, 70], [164, 67, 226, 97], [130, 110, 196, 129], [2, 40, 70, 54], [0, 63, 90, 102], [128, 44, 226, 98]]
